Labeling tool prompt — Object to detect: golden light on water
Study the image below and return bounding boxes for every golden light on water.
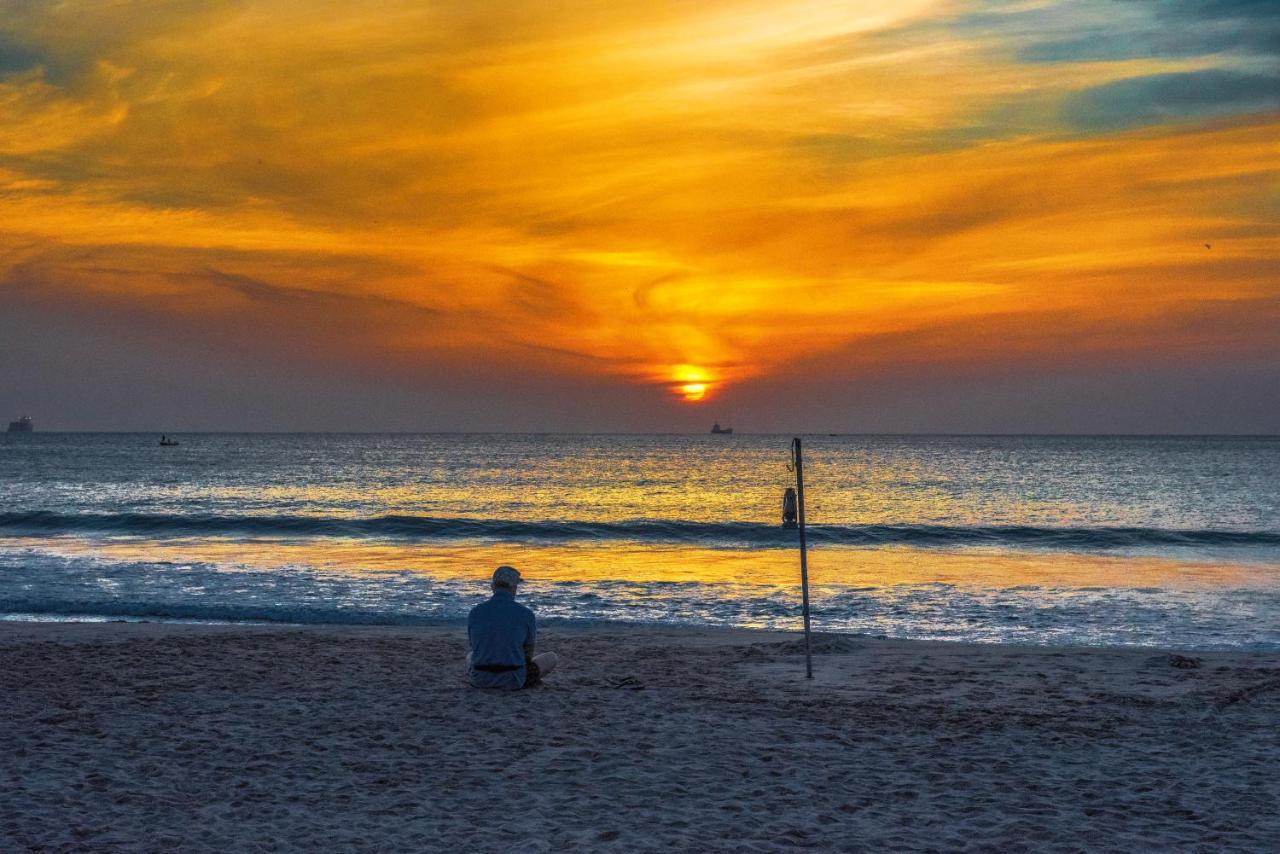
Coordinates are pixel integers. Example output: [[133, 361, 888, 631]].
[[8, 537, 1263, 592]]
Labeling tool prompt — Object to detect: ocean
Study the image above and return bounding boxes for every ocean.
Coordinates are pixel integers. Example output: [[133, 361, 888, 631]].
[[1, 433, 1277, 649]]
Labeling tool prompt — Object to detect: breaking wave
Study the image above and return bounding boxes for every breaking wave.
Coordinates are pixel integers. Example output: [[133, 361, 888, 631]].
[[1, 510, 1277, 551]]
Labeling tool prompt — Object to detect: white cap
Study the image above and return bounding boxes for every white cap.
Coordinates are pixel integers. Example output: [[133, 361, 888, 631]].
[[492, 565, 522, 590]]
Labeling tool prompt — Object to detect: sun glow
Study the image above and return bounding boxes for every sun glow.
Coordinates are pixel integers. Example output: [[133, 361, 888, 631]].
[[670, 365, 714, 402], [680, 383, 708, 402]]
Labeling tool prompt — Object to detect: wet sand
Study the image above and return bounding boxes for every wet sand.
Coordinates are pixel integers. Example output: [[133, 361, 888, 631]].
[[2, 621, 1277, 851]]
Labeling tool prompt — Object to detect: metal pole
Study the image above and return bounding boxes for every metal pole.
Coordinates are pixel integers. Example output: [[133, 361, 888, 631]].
[[793, 437, 813, 679]]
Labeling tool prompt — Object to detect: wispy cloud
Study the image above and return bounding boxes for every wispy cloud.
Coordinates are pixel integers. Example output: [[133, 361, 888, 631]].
[[0, 0, 1275, 408], [1062, 69, 1280, 130]]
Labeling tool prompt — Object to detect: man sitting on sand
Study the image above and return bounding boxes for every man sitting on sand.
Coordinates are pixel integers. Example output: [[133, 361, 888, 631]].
[[467, 566, 558, 690]]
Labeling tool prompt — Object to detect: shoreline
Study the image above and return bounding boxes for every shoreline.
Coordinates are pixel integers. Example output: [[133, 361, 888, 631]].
[[4, 621, 1278, 850], [4, 612, 1278, 655], [6, 532, 1277, 651]]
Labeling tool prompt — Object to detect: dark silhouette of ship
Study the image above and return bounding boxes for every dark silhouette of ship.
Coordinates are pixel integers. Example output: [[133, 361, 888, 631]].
[[710, 422, 733, 434], [7, 415, 33, 433]]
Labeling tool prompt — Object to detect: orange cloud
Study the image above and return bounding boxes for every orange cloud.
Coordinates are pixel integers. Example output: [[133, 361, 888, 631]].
[[0, 0, 1275, 405]]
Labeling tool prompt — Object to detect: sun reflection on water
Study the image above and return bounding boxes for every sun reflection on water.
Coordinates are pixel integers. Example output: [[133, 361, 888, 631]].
[[8, 536, 1268, 591]]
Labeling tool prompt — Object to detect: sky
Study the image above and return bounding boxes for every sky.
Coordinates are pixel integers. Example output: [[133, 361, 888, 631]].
[[1, 0, 1277, 432]]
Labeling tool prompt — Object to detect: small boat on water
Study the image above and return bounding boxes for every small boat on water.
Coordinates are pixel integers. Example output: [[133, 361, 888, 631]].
[[7, 415, 33, 433], [159, 434, 179, 446], [710, 422, 733, 434]]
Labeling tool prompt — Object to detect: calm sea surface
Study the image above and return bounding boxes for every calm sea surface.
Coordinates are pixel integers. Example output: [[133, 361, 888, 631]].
[[1, 433, 1277, 648]]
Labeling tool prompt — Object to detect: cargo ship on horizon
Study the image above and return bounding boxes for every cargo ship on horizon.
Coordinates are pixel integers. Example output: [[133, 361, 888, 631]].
[[7, 415, 33, 433]]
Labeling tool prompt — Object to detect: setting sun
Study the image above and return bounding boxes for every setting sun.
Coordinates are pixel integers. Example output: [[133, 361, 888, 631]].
[[680, 383, 708, 402], [671, 365, 712, 402]]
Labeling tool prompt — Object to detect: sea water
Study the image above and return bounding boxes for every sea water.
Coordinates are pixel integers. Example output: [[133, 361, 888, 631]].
[[1, 433, 1276, 649]]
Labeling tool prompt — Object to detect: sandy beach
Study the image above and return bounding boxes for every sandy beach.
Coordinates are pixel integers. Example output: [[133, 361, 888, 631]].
[[2, 621, 1277, 852]]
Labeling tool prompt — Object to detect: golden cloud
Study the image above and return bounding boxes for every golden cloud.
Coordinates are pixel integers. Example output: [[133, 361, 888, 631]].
[[0, 0, 1276, 401]]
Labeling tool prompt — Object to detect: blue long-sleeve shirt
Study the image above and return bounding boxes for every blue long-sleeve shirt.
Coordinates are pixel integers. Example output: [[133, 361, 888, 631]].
[[467, 589, 536, 690]]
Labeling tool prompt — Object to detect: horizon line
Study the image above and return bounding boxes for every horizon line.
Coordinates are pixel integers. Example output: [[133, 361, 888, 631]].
[[7, 430, 1279, 438]]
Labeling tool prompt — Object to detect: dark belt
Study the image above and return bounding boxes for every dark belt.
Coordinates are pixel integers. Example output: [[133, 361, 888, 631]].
[[473, 663, 522, 673]]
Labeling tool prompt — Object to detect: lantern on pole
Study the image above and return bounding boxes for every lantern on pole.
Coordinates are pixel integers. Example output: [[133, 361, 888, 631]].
[[781, 487, 798, 529]]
